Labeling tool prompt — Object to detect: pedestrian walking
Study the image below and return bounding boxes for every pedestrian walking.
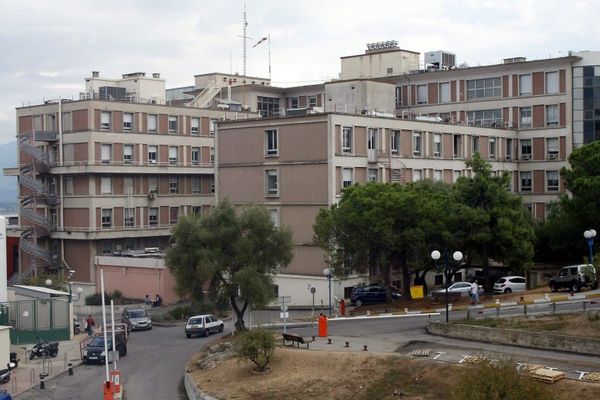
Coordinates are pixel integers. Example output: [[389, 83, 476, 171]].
[[85, 314, 95, 336], [470, 280, 480, 304]]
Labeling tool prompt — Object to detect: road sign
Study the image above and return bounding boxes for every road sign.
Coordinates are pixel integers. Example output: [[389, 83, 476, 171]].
[[310, 287, 316, 294], [280, 312, 289, 319], [280, 303, 288, 312], [278, 296, 291, 303]]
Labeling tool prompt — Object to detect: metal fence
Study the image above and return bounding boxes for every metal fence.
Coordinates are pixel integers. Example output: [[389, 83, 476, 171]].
[[2, 299, 70, 345]]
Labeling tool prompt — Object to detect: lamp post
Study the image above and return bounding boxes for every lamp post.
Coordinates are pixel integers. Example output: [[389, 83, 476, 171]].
[[323, 268, 333, 317], [431, 249, 463, 323], [584, 229, 597, 264]]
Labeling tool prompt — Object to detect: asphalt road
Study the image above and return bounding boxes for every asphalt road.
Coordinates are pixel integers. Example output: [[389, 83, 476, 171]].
[[15, 324, 228, 400]]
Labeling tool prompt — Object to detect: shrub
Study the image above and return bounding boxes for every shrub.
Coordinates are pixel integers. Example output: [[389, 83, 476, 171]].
[[234, 329, 275, 372], [85, 292, 112, 306], [168, 304, 214, 320], [451, 359, 552, 400]]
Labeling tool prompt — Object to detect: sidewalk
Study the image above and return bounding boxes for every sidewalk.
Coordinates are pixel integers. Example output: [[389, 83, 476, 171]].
[[8, 333, 89, 397]]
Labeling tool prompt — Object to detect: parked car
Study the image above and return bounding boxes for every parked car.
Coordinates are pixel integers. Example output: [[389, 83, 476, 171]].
[[185, 314, 224, 338], [121, 308, 152, 331], [429, 282, 484, 298], [493, 276, 527, 294], [82, 334, 127, 364], [549, 264, 599, 292], [350, 285, 401, 307]]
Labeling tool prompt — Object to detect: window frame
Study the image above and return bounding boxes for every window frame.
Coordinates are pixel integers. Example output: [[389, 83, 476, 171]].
[[265, 129, 279, 156], [168, 115, 178, 133], [101, 144, 112, 165], [390, 130, 400, 154], [439, 82, 450, 103], [169, 176, 178, 194], [100, 176, 112, 194], [520, 171, 532, 192], [101, 208, 113, 229], [342, 126, 353, 153], [488, 137, 497, 159], [124, 207, 135, 228], [367, 168, 378, 182], [148, 207, 158, 227], [123, 112, 133, 132], [412, 131, 422, 156], [191, 117, 200, 135], [169, 206, 179, 225], [100, 111, 111, 130], [191, 147, 200, 166], [342, 168, 353, 188], [519, 74, 532, 96], [416, 84, 428, 104], [466, 77, 502, 100], [546, 170, 559, 191], [265, 169, 279, 197], [147, 114, 158, 133], [148, 145, 158, 165], [545, 71, 559, 94], [433, 133, 442, 157], [169, 146, 178, 165], [123, 144, 133, 165], [520, 107, 532, 128], [546, 104, 559, 127], [546, 137, 559, 158]]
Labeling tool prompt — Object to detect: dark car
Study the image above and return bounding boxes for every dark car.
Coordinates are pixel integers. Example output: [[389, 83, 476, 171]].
[[549, 264, 598, 292], [350, 285, 401, 307], [121, 308, 152, 331], [83, 334, 127, 364]]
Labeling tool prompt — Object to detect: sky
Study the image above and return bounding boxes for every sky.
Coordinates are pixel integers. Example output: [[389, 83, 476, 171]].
[[0, 0, 598, 144]]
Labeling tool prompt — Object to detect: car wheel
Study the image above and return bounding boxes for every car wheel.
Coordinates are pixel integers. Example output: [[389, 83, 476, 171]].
[[592, 281, 599, 290], [218, 324, 224, 333], [504, 288, 512, 294], [355, 299, 363, 307], [186, 333, 191, 338], [204, 329, 210, 337], [571, 281, 580, 292], [550, 283, 557, 292]]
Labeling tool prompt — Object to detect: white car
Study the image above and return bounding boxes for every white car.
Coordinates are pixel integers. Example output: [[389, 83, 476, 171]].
[[185, 314, 224, 338], [493, 276, 526, 294], [430, 282, 484, 297]]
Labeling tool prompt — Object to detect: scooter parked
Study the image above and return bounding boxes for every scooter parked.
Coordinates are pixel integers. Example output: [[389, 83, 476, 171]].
[[8, 353, 18, 369], [29, 339, 59, 360], [73, 317, 81, 335], [0, 362, 17, 384]]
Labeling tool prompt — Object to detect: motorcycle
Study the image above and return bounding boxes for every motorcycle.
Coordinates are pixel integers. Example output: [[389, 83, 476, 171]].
[[73, 317, 81, 335], [29, 339, 59, 360], [9, 353, 18, 369], [0, 362, 17, 384]]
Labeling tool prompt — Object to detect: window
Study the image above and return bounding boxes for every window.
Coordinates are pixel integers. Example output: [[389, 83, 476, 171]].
[[191, 177, 200, 194], [191, 117, 199, 135], [148, 176, 157, 193], [123, 113, 133, 132], [412, 131, 422, 156], [433, 170, 442, 182], [124, 208, 134, 228], [148, 114, 157, 133], [101, 177, 112, 194], [308, 95, 317, 107], [413, 169, 422, 182], [148, 207, 158, 226], [169, 146, 178, 165], [368, 168, 378, 182], [101, 209, 112, 229], [124, 177, 133, 195], [467, 109, 502, 127], [168, 116, 177, 133], [367, 128, 377, 150], [101, 144, 111, 165], [342, 168, 353, 188], [266, 170, 279, 196], [192, 147, 200, 165], [546, 105, 559, 126], [266, 129, 278, 156], [547, 170, 559, 191], [433, 134, 442, 157], [520, 107, 532, 128], [258, 96, 280, 117], [520, 139, 532, 159], [506, 139, 513, 160], [290, 97, 299, 109], [148, 145, 157, 165], [342, 127, 353, 153], [439, 82, 450, 103], [472, 136, 480, 155], [169, 176, 178, 194], [546, 71, 559, 94], [192, 206, 202, 215], [62, 112, 73, 132], [210, 147, 215, 165], [453, 135, 462, 158], [417, 84, 427, 104], [123, 144, 133, 165], [169, 207, 179, 224], [547, 137, 559, 159], [395, 87, 402, 106], [64, 176, 73, 195], [390, 130, 400, 154], [268, 208, 280, 228], [489, 137, 496, 159], [101, 241, 113, 255], [101, 111, 111, 130], [209, 119, 216, 135], [519, 74, 532, 96], [453, 170, 462, 183], [466, 77, 502, 100], [520, 171, 532, 192]]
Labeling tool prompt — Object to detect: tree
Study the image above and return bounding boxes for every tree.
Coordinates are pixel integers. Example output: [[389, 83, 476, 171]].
[[234, 329, 275, 372], [166, 201, 293, 332], [453, 154, 535, 290]]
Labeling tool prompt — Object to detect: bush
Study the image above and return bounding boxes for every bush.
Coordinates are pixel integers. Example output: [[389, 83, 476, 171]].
[[451, 359, 552, 400], [234, 329, 275, 372], [168, 304, 214, 320], [85, 292, 112, 306]]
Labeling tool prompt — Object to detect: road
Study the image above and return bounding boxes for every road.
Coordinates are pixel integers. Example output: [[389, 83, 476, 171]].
[[15, 324, 229, 400]]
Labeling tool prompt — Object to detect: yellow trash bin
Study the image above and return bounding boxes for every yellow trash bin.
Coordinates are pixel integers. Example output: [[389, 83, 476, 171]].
[[410, 285, 424, 299]]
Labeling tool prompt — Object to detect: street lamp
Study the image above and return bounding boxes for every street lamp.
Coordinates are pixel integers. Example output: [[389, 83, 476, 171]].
[[323, 268, 333, 317], [45, 279, 52, 287], [431, 249, 463, 323], [584, 229, 597, 264]]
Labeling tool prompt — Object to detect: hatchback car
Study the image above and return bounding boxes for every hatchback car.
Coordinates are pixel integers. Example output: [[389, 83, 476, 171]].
[[350, 285, 401, 307], [82, 334, 127, 364], [185, 314, 224, 338], [493, 276, 526, 294], [121, 308, 152, 331]]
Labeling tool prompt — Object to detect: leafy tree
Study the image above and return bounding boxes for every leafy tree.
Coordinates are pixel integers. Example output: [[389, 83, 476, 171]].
[[536, 141, 600, 263], [234, 329, 275, 372], [166, 200, 293, 332], [453, 154, 535, 290]]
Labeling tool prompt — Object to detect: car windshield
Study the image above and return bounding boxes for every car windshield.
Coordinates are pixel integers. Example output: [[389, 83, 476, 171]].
[[129, 311, 145, 318], [189, 318, 203, 325], [90, 337, 112, 347], [497, 278, 506, 284]]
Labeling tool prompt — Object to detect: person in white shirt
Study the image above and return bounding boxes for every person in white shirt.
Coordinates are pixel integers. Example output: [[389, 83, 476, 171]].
[[470, 280, 480, 304]]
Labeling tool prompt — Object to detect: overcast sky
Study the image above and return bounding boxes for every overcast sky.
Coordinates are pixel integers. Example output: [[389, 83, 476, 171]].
[[0, 0, 597, 144]]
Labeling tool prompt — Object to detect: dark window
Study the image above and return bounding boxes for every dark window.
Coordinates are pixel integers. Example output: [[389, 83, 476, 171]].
[[257, 96, 280, 117]]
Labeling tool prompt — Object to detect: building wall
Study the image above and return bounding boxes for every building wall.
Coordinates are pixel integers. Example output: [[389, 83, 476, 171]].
[[340, 49, 420, 80]]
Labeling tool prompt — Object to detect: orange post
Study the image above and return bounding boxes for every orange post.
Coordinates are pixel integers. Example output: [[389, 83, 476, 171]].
[[103, 381, 114, 400], [318, 314, 328, 337], [111, 369, 122, 399], [339, 299, 346, 316]]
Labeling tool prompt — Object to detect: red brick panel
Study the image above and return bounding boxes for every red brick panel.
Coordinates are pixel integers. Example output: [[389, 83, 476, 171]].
[[503, 108, 509, 125], [533, 170, 544, 194], [512, 107, 518, 128], [114, 208, 123, 229], [94, 109, 101, 131], [559, 136, 566, 160], [134, 112, 141, 133], [159, 145, 168, 165], [113, 111, 123, 133], [410, 85, 416, 105], [559, 103, 566, 127], [502, 75, 509, 98], [201, 117, 210, 136], [158, 114, 168, 134], [459, 80, 465, 101], [512, 74, 518, 97], [535, 203, 545, 220], [19, 116, 32, 133], [532, 72, 544, 95], [532, 105, 545, 128], [335, 125, 341, 154], [73, 110, 88, 131], [559, 69, 566, 93], [401, 130, 412, 157], [443, 133, 452, 158], [317, 95, 323, 107], [428, 83, 438, 104], [450, 81, 457, 102], [141, 113, 148, 133], [299, 96, 307, 108], [185, 116, 191, 136], [402, 85, 409, 105], [533, 137, 545, 160]]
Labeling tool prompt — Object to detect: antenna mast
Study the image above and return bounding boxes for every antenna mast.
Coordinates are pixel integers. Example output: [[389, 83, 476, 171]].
[[243, 3, 248, 76]]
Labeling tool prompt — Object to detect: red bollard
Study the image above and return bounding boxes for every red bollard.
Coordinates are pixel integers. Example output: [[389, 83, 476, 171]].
[[318, 314, 328, 337], [339, 299, 346, 316]]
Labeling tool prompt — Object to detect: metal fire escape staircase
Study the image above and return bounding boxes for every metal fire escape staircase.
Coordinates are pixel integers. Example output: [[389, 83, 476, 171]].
[[188, 80, 220, 108], [374, 150, 405, 184], [12, 130, 57, 285]]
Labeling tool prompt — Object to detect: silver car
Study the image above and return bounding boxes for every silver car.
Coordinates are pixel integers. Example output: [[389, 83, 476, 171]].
[[430, 282, 484, 297], [122, 308, 152, 331]]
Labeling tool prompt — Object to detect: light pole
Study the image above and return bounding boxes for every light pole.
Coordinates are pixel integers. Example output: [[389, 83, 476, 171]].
[[323, 268, 333, 317], [431, 249, 463, 323], [584, 229, 597, 264]]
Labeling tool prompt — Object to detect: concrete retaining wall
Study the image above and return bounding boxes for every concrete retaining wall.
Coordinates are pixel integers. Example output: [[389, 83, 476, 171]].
[[427, 322, 600, 356], [185, 372, 220, 400]]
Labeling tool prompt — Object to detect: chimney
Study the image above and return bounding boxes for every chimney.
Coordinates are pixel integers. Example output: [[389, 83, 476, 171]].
[[92, 71, 99, 78], [152, 73, 160, 79]]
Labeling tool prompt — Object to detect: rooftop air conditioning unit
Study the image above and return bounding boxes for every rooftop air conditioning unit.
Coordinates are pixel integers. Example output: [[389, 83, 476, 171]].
[[148, 191, 157, 200], [548, 153, 558, 160]]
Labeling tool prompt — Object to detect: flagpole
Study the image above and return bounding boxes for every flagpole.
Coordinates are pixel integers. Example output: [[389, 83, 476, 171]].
[[268, 33, 271, 82]]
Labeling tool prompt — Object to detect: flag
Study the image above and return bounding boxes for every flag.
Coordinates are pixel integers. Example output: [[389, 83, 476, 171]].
[[253, 37, 268, 48]]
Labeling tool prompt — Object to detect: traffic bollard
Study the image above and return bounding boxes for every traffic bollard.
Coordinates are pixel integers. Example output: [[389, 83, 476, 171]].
[[40, 375, 45, 390], [345, 341, 350, 348], [68, 363, 73, 376]]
